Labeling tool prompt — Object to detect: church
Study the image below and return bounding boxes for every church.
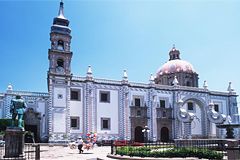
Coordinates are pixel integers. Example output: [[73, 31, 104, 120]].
[[0, 1, 239, 143]]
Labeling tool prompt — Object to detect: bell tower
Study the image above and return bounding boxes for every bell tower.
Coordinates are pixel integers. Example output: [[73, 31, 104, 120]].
[[48, 0, 72, 76], [47, 1, 73, 141]]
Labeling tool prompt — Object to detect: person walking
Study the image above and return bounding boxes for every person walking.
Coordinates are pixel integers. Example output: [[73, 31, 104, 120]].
[[76, 137, 84, 154]]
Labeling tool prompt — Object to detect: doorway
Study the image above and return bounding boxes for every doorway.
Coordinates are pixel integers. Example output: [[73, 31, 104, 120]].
[[161, 127, 169, 142], [134, 126, 144, 142], [25, 125, 37, 143], [24, 108, 40, 142]]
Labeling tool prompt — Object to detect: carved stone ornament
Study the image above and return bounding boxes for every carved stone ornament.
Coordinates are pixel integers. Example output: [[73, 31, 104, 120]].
[[207, 104, 226, 124], [123, 86, 129, 94], [177, 108, 195, 122], [207, 109, 226, 124]]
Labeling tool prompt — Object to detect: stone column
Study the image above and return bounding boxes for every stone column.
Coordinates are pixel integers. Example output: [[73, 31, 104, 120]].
[[184, 122, 192, 139], [4, 127, 25, 159], [176, 121, 182, 139]]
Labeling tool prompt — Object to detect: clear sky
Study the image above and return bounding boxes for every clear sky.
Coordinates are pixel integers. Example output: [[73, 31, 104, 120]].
[[0, 0, 239, 101]]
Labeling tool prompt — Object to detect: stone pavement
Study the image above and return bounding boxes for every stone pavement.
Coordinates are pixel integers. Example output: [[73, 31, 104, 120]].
[[40, 145, 113, 160], [39, 145, 223, 160]]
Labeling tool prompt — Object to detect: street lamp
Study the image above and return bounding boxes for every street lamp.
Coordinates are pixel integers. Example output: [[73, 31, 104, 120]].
[[142, 126, 150, 143]]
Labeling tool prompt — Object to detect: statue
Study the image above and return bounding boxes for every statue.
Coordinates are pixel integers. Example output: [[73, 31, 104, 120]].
[[10, 95, 27, 129], [227, 115, 232, 124]]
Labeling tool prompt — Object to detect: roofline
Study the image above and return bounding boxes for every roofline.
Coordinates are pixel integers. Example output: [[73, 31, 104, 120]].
[[72, 76, 236, 97]]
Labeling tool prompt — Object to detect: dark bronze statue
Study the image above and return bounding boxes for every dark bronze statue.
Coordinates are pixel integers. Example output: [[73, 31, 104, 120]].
[[10, 95, 27, 129]]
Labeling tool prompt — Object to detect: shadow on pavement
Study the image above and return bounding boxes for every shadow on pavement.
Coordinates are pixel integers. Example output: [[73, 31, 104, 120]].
[[80, 152, 94, 154]]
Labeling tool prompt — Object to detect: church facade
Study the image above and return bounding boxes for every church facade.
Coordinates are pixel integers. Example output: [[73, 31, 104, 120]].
[[0, 1, 239, 142]]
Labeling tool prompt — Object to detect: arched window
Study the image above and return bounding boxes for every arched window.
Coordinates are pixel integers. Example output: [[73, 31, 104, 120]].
[[57, 40, 64, 50], [57, 59, 64, 68]]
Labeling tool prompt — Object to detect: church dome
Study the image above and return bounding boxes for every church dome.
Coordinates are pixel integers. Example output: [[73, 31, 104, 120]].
[[154, 46, 199, 87], [156, 59, 196, 76], [156, 46, 196, 76]]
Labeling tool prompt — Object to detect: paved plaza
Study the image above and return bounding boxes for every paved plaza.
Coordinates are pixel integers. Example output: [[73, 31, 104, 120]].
[[39, 145, 212, 160], [40, 145, 113, 160]]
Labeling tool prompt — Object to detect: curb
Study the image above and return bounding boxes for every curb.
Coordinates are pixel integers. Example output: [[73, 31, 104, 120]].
[[107, 154, 205, 160]]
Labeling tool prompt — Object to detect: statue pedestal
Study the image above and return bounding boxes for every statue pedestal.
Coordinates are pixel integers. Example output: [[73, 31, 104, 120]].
[[227, 140, 240, 160], [4, 127, 25, 159]]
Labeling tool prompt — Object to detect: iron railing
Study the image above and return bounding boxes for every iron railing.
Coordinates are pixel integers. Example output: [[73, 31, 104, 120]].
[[111, 139, 227, 159], [0, 143, 40, 160]]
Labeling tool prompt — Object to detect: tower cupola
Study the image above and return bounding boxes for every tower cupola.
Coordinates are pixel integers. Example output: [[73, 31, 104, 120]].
[[53, 1, 70, 28], [50, 0, 72, 52], [51, 0, 71, 42], [48, 1, 73, 76], [169, 44, 181, 60]]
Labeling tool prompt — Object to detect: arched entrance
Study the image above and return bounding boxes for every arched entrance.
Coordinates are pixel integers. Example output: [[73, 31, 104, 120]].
[[134, 126, 144, 142], [181, 97, 207, 138], [161, 127, 169, 142], [24, 108, 41, 142]]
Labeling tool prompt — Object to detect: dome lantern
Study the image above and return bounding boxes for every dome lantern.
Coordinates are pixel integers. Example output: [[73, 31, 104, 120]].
[[169, 44, 181, 61]]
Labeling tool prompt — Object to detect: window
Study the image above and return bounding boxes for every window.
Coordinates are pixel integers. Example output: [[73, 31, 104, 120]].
[[187, 102, 194, 111], [100, 91, 110, 103], [57, 94, 63, 99], [214, 104, 219, 112], [135, 98, 141, 106], [70, 117, 79, 129], [28, 101, 34, 104], [101, 118, 110, 130], [70, 89, 81, 101], [186, 81, 191, 86], [57, 59, 64, 68], [160, 100, 166, 108], [162, 111, 167, 117]]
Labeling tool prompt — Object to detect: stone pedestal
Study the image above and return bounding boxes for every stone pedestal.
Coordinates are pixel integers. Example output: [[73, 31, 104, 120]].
[[227, 140, 240, 160], [4, 127, 25, 159]]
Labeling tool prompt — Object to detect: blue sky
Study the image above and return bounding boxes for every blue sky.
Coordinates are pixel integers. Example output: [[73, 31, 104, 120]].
[[0, 0, 239, 101]]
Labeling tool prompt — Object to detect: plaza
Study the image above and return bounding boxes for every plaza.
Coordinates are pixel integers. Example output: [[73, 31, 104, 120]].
[[39, 145, 112, 160], [38, 145, 209, 160]]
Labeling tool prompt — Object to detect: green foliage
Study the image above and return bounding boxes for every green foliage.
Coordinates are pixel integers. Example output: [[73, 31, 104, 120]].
[[116, 146, 223, 159], [0, 119, 12, 131], [0, 131, 5, 136], [116, 146, 150, 157]]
